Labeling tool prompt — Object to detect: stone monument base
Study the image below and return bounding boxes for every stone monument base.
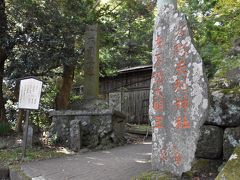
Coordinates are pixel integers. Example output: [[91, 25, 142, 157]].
[[48, 109, 126, 150]]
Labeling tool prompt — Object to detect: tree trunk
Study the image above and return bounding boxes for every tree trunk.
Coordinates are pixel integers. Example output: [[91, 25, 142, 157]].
[[0, 53, 6, 123], [16, 110, 24, 132], [55, 64, 75, 110], [0, 0, 7, 123]]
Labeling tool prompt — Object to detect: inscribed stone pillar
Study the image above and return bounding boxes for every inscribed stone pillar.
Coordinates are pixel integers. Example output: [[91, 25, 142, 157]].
[[83, 24, 99, 99], [149, 3, 208, 176], [70, 120, 82, 151]]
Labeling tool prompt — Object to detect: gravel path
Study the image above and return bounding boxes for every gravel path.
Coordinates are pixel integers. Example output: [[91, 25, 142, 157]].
[[21, 141, 152, 180]]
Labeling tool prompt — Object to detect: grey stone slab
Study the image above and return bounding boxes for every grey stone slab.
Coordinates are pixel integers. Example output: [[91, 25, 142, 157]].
[[149, 4, 208, 176]]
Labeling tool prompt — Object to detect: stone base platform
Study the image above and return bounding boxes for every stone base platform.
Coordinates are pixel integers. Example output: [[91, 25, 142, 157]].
[[49, 110, 126, 150]]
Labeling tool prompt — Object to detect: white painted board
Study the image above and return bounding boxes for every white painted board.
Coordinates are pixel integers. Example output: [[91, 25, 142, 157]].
[[18, 78, 43, 110]]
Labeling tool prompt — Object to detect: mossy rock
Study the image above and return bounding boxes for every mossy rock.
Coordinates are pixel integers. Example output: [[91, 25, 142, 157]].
[[132, 171, 179, 180], [183, 158, 223, 179], [216, 146, 240, 180]]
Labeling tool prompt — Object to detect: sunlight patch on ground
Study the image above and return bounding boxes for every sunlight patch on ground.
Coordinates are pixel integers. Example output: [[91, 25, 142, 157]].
[[86, 157, 97, 160], [142, 141, 152, 145], [93, 162, 105, 166], [135, 159, 151, 164], [101, 151, 111, 154], [56, 147, 74, 155]]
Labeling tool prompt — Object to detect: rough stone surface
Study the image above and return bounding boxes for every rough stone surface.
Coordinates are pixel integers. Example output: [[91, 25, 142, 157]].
[[216, 146, 240, 180], [206, 90, 240, 127], [49, 110, 126, 149], [196, 125, 223, 159], [149, 4, 208, 175], [109, 92, 122, 112], [183, 158, 223, 180], [70, 120, 82, 151], [223, 126, 240, 160]]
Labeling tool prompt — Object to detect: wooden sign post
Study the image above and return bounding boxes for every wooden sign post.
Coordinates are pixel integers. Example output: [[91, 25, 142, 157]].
[[18, 77, 43, 160]]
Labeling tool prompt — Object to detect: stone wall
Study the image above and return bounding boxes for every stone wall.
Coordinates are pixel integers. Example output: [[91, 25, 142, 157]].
[[49, 110, 126, 150], [196, 86, 240, 161]]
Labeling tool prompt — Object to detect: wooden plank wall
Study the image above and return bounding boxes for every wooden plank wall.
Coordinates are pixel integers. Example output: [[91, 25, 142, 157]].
[[100, 70, 152, 124], [122, 89, 150, 124]]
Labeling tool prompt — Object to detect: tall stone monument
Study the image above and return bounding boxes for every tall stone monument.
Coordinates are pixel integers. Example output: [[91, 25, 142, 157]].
[[149, 1, 208, 176], [83, 24, 99, 100]]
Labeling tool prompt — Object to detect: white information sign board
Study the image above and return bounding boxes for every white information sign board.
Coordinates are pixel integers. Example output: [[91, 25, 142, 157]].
[[18, 78, 43, 110]]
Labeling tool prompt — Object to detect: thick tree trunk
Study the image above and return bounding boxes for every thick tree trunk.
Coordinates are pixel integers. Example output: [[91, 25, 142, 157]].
[[0, 0, 7, 123], [55, 35, 75, 110], [55, 64, 75, 110], [14, 81, 24, 132]]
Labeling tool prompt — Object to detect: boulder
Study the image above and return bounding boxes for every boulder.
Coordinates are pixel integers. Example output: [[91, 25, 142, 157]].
[[223, 126, 240, 160], [196, 125, 223, 159], [183, 158, 223, 180], [206, 90, 240, 127]]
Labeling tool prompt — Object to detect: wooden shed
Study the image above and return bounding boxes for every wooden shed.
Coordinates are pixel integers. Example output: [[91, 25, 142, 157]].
[[100, 65, 152, 124]]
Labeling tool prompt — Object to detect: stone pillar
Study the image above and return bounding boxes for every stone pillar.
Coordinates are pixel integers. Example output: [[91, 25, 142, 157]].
[[109, 92, 122, 112], [83, 24, 99, 99], [70, 120, 82, 151], [149, 3, 208, 176]]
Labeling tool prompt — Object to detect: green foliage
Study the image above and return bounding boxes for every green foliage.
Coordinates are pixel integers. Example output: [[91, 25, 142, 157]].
[[0, 122, 11, 136], [214, 55, 240, 77], [100, 0, 154, 75], [179, 0, 240, 78], [6, 0, 87, 78]]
